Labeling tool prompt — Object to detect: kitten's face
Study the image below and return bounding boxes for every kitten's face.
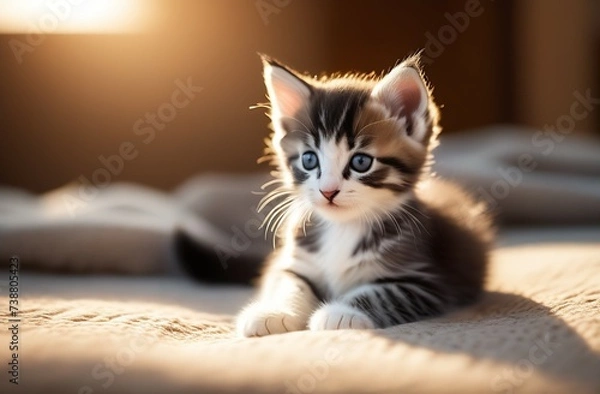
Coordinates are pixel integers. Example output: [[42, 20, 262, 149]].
[[263, 56, 439, 224]]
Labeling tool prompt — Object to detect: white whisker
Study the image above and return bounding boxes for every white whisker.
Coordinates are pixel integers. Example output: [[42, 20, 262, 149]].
[[355, 117, 395, 137], [262, 197, 294, 235], [258, 188, 293, 212], [282, 115, 314, 135]]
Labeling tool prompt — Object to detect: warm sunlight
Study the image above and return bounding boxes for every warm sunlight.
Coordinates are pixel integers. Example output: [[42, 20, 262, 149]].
[[0, 0, 150, 33], [1, 1, 599, 392]]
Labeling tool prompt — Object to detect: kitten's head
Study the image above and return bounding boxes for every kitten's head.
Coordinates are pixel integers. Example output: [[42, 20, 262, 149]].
[[261, 54, 440, 225]]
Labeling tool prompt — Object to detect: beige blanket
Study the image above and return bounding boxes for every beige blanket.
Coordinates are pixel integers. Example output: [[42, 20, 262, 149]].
[[1, 229, 599, 394]]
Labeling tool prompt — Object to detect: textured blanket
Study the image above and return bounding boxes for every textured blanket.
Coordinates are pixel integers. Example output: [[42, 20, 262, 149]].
[[1, 233, 599, 393]]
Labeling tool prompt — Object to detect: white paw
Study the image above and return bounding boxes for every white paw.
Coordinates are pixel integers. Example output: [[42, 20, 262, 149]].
[[236, 302, 308, 337], [308, 303, 375, 331]]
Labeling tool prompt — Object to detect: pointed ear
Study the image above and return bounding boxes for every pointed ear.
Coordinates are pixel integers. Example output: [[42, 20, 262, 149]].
[[262, 57, 312, 121], [372, 62, 430, 139]]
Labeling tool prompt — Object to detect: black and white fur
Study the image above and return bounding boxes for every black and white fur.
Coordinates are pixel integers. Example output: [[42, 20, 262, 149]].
[[236, 55, 493, 336]]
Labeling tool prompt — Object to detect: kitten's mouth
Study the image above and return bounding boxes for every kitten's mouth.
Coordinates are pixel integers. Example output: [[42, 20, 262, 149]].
[[315, 198, 345, 212]]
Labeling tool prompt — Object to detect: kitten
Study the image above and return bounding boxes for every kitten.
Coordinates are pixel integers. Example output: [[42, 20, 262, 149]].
[[236, 54, 493, 337]]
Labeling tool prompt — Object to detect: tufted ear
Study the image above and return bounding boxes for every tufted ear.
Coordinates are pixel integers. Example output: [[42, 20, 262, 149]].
[[262, 56, 312, 122], [372, 61, 430, 141]]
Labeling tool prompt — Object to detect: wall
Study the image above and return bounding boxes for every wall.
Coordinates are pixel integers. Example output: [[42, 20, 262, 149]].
[[0, 1, 596, 193]]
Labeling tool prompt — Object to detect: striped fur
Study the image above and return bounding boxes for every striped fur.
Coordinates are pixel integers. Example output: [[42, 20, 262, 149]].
[[236, 55, 493, 337]]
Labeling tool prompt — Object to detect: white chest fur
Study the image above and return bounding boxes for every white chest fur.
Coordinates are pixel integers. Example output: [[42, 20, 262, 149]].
[[279, 214, 389, 299], [309, 221, 377, 298]]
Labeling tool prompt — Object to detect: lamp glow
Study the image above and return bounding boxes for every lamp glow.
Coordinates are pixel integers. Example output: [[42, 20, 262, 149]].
[[0, 0, 149, 33]]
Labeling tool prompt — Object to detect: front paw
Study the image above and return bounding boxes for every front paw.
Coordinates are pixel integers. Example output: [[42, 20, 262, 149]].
[[308, 303, 375, 331], [236, 302, 308, 337]]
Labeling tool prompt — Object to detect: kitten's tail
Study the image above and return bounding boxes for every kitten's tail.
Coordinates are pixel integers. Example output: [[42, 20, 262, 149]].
[[173, 228, 262, 284]]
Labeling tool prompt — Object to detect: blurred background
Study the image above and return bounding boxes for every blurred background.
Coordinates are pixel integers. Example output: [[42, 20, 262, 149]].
[[0, 0, 598, 193]]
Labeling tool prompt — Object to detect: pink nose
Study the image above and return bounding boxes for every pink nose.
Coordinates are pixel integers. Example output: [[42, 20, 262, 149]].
[[320, 189, 340, 202]]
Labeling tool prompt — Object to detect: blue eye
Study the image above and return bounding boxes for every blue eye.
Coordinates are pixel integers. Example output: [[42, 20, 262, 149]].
[[350, 153, 373, 173], [302, 151, 319, 170]]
